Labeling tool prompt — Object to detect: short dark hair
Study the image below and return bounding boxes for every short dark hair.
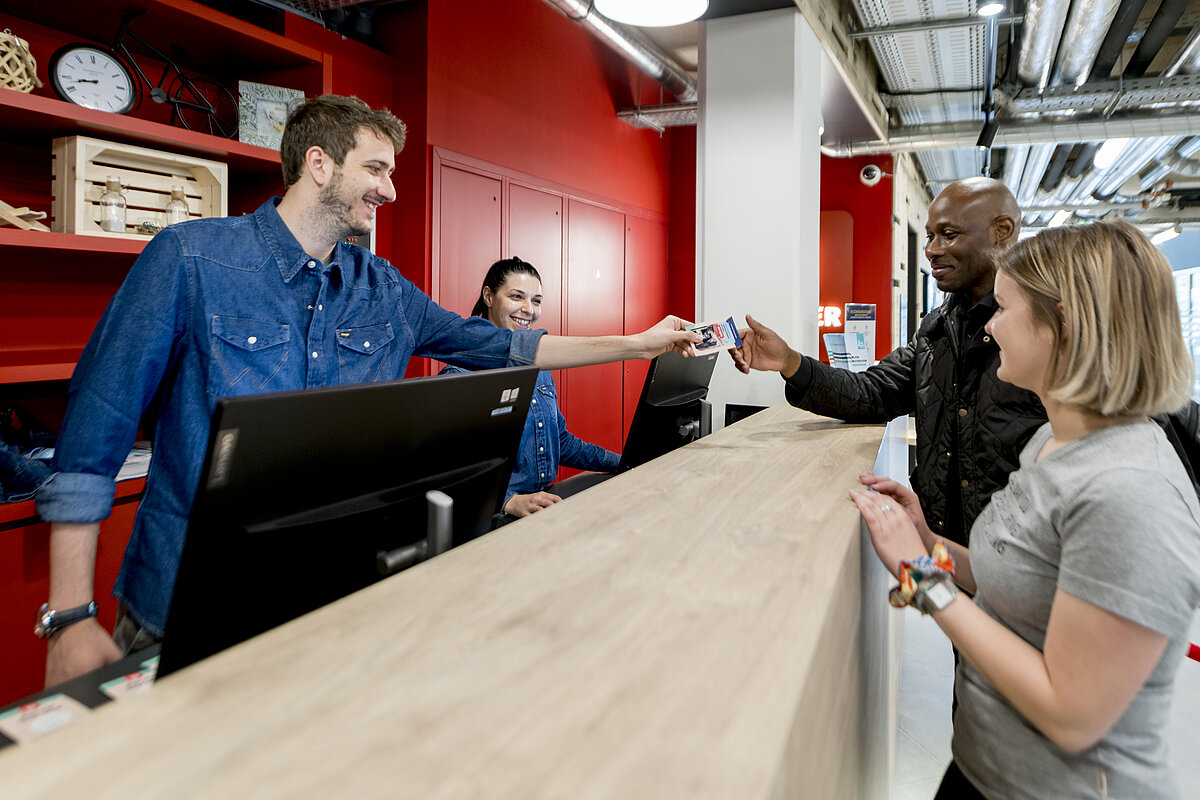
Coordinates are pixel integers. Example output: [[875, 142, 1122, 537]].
[[280, 95, 407, 188], [471, 257, 543, 317]]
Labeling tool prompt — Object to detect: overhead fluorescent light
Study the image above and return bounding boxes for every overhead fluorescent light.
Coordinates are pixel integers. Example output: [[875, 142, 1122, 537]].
[[1094, 138, 1130, 170], [1151, 226, 1180, 245], [595, 0, 708, 27], [1048, 210, 1071, 228], [978, 2, 1005, 16]]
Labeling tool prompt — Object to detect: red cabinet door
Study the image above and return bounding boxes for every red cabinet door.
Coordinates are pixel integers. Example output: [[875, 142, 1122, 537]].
[[563, 200, 626, 455], [434, 165, 502, 318], [622, 215, 669, 444]]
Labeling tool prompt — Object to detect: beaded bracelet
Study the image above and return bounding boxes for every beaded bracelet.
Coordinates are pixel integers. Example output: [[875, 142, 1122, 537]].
[[888, 540, 956, 609]]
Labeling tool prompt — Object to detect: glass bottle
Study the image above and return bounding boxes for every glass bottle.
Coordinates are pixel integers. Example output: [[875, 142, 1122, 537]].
[[165, 185, 189, 226], [99, 177, 127, 233]]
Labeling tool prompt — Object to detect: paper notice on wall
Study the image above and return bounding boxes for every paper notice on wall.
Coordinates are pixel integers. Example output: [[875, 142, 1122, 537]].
[[845, 304, 876, 366]]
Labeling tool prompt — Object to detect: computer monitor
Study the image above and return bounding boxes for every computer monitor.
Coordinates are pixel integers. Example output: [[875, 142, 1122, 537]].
[[619, 350, 719, 470], [157, 366, 539, 678]]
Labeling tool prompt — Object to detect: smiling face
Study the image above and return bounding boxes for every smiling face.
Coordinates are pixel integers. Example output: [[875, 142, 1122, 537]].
[[484, 272, 543, 331], [924, 179, 1019, 304], [317, 128, 396, 238], [985, 270, 1057, 396]]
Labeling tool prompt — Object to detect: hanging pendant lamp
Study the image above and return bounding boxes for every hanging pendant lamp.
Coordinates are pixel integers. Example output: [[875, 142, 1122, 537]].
[[594, 0, 709, 27]]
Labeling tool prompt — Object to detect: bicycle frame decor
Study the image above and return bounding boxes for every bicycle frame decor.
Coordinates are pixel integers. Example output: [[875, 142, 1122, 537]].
[[48, 9, 238, 139], [238, 80, 305, 151]]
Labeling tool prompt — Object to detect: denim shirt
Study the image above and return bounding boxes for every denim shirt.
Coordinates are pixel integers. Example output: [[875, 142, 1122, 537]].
[[442, 366, 619, 505], [37, 199, 544, 634]]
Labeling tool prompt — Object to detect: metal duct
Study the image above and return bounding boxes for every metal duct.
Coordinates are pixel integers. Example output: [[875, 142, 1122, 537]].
[[1165, 25, 1200, 77], [1017, 143, 1057, 206], [1040, 145, 1073, 192], [1052, 0, 1122, 86], [541, 0, 698, 103], [1004, 144, 1031, 190], [1068, 142, 1100, 179], [823, 111, 1200, 155], [1154, 137, 1200, 177], [1090, 0, 1147, 81], [1126, 0, 1189, 77], [1093, 137, 1177, 196], [1017, 0, 1072, 89]]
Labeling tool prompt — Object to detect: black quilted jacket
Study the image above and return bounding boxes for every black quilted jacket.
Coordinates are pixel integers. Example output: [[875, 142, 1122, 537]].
[[783, 294, 1045, 545]]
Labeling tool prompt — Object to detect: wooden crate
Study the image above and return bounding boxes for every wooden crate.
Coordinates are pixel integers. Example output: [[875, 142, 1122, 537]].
[[52, 136, 227, 239]]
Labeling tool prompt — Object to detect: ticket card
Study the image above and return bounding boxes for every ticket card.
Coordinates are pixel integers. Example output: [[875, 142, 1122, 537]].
[[688, 316, 744, 354], [0, 694, 92, 744]]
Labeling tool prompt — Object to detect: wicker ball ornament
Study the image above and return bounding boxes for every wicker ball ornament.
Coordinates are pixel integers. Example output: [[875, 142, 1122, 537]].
[[1, 29, 42, 94]]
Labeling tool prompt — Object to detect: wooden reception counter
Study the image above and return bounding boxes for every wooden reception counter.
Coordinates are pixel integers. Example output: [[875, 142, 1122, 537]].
[[0, 405, 903, 799]]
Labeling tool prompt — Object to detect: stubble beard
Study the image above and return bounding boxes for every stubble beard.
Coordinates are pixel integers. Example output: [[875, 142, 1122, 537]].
[[317, 170, 371, 240]]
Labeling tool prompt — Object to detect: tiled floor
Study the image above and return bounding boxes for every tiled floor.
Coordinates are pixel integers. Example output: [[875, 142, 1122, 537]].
[[892, 606, 1200, 799]]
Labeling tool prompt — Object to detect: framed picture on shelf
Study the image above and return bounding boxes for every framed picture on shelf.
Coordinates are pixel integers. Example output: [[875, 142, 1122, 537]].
[[238, 81, 305, 150]]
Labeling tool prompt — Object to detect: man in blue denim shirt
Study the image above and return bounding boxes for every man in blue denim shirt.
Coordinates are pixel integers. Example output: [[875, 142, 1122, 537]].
[[38, 95, 698, 686]]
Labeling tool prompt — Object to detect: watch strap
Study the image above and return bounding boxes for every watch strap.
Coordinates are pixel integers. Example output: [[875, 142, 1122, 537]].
[[913, 576, 958, 615], [35, 601, 99, 638]]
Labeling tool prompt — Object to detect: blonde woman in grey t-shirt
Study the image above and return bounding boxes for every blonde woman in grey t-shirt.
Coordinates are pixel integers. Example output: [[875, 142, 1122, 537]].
[[851, 220, 1200, 799]]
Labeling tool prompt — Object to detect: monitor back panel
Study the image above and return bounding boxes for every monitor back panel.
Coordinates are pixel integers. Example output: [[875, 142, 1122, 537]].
[[158, 366, 538, 677]]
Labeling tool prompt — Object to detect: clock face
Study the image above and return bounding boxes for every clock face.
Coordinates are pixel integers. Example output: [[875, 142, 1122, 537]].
[[50, 45, 137, 114]]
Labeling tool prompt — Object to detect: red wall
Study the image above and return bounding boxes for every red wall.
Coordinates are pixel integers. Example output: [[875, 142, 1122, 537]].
[[819, 154, 894, 360]]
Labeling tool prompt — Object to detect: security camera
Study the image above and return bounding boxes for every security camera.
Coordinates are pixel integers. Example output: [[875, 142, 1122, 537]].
[[860, 164, 883, 187]]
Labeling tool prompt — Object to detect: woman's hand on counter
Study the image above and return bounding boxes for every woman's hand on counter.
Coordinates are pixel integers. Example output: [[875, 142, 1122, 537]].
[[504, 491, 563, 518]]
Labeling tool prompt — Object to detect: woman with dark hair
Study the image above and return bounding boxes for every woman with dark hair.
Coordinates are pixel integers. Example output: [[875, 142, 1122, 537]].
[[851, 221, 1200, 799], [444, 257, 619, 518]]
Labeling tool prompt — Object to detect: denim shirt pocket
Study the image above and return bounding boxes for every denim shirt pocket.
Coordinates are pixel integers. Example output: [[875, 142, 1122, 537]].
[[210, 315, 291, 397], [334, 323, 395, 382]]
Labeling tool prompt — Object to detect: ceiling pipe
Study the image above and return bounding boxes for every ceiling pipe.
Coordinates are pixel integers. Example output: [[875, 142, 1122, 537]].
[[1090, 0, 1149, 81], [1093, 136, 1177, 197], [1154, 138, 1200, 177], [849, 14, 1022, 39], [1166, 26, 1200, 78], [1067, 142, 1100, 178], [1039, 145, 1073, 192], [1017, 144, 1057, 206], [541, 0, 698, 103], [1125, 0, 1189, 77], [1017, 0, 1072, 90], [1052, 0, 1122, 86], [821, 111, 1200, 155]]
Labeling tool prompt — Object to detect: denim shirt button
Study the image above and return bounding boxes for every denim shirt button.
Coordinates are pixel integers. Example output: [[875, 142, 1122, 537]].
[[311, 351, 319, 358], [363, 341, 370, 348], [539, 446, 544, 452], [247, 336, 257, 345], [307, 260, 316, 268], [537, 422, 543, 428]]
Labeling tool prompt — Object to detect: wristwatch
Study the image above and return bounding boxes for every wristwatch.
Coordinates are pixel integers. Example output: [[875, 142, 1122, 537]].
[[34, 601, 98, 639], [913, 576, 958, 615]]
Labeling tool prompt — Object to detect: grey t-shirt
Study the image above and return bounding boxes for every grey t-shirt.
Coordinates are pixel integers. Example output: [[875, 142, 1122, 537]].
[[954, 420, 1200, 799]]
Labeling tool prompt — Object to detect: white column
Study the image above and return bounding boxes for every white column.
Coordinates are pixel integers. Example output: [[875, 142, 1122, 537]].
[[698, 8, 823, 426]]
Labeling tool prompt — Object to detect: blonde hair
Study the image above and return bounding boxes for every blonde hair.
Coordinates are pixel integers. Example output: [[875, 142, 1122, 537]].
[[1000, 220, 1192, 416]]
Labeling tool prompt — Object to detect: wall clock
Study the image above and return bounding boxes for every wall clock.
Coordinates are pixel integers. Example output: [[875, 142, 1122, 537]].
[[49, 44, 138, 114]]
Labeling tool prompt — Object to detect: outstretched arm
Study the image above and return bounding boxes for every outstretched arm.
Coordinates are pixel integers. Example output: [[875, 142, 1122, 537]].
[[534, 316, 700, 370], [730, 314, 802, 376]]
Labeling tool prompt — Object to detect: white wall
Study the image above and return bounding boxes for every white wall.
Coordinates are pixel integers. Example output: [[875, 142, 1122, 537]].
[[698, 9, 824, 426]]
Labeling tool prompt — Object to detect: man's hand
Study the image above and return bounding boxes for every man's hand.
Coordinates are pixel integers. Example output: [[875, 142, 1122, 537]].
[[632, 316, 703, 359], [504, 491, 563, 518], [730, 315, 803, 375], [45, 617, 122, 688]]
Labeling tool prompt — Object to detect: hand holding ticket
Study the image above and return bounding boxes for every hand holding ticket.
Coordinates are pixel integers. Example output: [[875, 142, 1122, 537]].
[[687, 316, 744, 355]]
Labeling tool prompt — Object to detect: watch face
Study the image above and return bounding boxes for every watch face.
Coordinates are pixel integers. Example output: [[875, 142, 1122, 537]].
[[50, 45, 137, 114]]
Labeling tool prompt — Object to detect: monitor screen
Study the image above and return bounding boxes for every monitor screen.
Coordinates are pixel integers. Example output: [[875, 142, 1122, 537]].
[[620, 351, 719, 470], [157, 366, 539, 678]]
